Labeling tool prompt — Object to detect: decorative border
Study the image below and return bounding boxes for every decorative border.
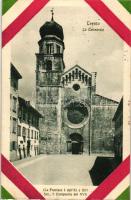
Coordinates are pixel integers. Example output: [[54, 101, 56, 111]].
[[116, 186, 130, 200], [2, 0, 49, 47], [85, 155, 130, 200], [1, 154, 130, 199], [118, 0, 131, 13], [85, 0, 131, 46], [1, 155, 45, 199]]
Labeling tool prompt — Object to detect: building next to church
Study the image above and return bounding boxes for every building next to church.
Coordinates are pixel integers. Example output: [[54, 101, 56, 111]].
[[36, 13, 119, 155], [10, 64, 42, 161], [113, 98, 123, 163], [10, 63, 22, 161], [17, 97, 43, 159]]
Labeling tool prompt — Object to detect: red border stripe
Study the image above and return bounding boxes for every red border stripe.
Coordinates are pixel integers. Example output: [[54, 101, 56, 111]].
[[2, 0, 49, 47], [1, 154, 46, 199], [85, 155, 130, 200], [85, 0, 131, 46]]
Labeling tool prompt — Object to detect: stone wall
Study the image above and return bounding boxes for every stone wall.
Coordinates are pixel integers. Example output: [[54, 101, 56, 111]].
[[61, 78, 91, 154], [37, 104, 61, 154], [91, 94, 118, 153]]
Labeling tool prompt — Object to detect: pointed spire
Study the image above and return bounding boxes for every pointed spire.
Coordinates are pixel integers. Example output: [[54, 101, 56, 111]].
[[51, 8, 54, 21]]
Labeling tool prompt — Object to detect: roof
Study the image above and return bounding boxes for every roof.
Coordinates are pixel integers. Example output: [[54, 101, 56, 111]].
[[63, 65, 92, 77], [18, 97, 43, 118], [112, 97, 123, 121], [39, 19, 64, 41], [95, 94, 119, 104], [11, 63, 22, 79]]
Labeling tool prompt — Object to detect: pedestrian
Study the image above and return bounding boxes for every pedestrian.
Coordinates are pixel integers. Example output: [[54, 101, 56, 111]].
[[34, 147, 36, 156], [18, 145, 22, 160], [27, 140, 31, 157], [23, 145, 26, 158]]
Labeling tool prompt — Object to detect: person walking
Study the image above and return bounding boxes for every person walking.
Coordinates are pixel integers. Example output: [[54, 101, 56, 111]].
[[23, 145, 26, 158], [18, 145, 22, 160]]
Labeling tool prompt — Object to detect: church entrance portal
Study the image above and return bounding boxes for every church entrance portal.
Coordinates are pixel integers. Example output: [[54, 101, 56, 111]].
[[67, 133, 83, 154]]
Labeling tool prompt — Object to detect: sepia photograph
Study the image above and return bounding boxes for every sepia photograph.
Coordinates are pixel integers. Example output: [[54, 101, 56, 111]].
[[10, 1, 124, 186]]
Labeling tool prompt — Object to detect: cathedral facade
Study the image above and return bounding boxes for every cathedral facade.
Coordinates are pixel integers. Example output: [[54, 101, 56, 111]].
[[36, 15, 118, 155]]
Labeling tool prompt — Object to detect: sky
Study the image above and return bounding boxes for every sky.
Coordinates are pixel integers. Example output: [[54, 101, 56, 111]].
[[11, 0, 124, 104]]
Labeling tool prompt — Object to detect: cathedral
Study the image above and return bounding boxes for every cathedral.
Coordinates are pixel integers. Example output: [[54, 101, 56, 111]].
[[35, 13, 118, 155]]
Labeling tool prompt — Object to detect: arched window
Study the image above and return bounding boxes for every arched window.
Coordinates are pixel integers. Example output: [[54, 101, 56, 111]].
[[46, 60, 52, 71], [56, 45, 60, 54], [46, 43, 54, 54]]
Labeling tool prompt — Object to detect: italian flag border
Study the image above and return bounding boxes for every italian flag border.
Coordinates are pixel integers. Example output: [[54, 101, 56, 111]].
[[1, 0, 131, 199]]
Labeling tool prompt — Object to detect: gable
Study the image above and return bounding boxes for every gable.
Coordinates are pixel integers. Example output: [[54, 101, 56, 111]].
[[62, 65, 92, 86], [63, 65, 92, 77]]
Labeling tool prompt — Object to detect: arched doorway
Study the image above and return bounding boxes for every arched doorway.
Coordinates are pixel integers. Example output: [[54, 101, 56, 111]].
[[69, 133, 83, 154]]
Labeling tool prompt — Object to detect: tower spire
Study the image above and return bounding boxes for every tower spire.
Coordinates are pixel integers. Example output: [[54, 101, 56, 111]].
[[51, 8, 54, 21]]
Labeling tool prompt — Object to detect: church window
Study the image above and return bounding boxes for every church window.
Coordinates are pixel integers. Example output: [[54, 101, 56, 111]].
[[56, 45, 60, 54], [79, 71, 81, 81], [50, 44, 54, 54], [46, 43, 54, 54], [75, 68, 78, 79], [46, 44, 50, 54], [46, 60, 52, 71], [72, 71, 75, 80], [82, 73, 85, 82], [65, 75, 68, 83], [73, 84, 80, 91], [67, 102, 88, 124]]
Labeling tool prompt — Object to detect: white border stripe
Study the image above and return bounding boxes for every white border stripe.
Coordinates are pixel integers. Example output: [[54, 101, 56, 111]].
[[2, 0, 33, 31], [1, 45, 10, 159], [123, 43, 131, 159], [101, 0, 130, 29], [105, 175, 129, 199], [2, 173, 28, 199]]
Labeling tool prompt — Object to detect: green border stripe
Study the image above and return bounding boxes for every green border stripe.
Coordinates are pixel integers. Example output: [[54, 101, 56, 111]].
[[118, 0, 131, 13], [1, 186, 15, 199], [116, 187, 130, 200], [2, 0, 17, 15]]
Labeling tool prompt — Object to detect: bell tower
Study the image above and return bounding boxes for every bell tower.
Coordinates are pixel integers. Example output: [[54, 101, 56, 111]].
[[36, 11, 65, 154]]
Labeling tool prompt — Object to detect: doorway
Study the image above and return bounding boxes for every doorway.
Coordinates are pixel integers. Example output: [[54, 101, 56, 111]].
[[70, 133, 83, 154]]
